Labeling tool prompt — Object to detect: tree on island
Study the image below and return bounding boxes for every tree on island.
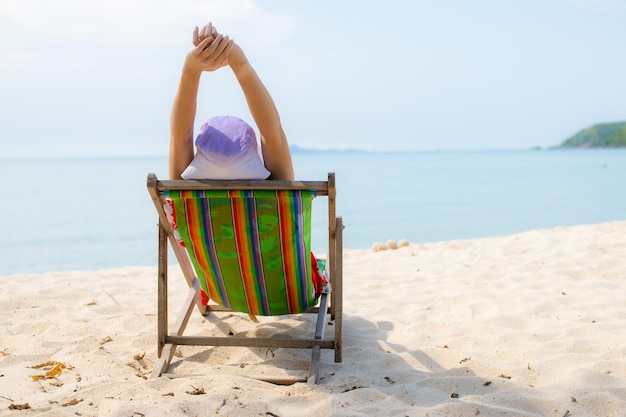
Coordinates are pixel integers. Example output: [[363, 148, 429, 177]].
[[558, 121, 626, 148]]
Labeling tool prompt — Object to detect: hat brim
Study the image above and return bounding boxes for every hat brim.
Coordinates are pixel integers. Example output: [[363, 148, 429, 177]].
[[181, 151, 271, 180]]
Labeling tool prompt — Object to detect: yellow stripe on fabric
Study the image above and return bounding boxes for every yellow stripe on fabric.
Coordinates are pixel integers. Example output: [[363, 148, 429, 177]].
[[288, 190, 314, 312], [168, 191, 211, 301], [196, 193, 230, 308], [230, 190, 268, 316], [165, 189, 315, 316], [168, 191, 232, 308], [206, 194, 251, 312], [277, 191, 302, 313], [253, 191, 289, 314]]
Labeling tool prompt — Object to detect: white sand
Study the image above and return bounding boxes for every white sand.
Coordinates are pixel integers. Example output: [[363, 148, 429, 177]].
[[1, 221, 626, 416]]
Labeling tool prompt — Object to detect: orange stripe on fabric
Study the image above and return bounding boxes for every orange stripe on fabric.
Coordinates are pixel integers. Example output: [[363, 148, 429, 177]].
[[184, 196, 211, 283], [277, 190, 301, 313], [230, 191, 261, 315]]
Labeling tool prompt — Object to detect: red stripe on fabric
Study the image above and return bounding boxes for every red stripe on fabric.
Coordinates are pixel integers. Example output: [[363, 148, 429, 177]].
[[230, 191, 261, 315], [277, 190, 301, 313]]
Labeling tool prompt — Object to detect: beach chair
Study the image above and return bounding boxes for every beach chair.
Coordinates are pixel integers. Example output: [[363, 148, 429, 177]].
[[146, 173, 342, 384]]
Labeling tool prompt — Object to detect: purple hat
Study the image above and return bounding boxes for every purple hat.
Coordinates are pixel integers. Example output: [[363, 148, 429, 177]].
[[181, 115, 271, 180]]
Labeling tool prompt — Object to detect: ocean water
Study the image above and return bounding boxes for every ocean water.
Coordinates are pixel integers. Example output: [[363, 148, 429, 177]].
[[1, 149, 625, 275]]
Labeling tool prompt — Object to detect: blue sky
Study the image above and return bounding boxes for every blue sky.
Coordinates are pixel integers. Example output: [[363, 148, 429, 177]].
[[1, 0, 625, 157]]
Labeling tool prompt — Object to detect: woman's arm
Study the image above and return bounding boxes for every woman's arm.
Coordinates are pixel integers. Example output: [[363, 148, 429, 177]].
[[228, 44, 295, 181], [169, 66, 200, 180], [169, 29, 234, 179]]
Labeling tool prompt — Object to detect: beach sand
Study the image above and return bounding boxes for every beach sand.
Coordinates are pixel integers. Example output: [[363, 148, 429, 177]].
[[1, 221, 626, 416]]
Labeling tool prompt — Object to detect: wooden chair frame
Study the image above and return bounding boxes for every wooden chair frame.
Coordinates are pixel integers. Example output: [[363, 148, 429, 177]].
[[146, 172, 343, 383]]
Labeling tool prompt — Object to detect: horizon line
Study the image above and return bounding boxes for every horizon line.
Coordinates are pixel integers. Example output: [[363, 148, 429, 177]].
[[2, 145, 623, 161]]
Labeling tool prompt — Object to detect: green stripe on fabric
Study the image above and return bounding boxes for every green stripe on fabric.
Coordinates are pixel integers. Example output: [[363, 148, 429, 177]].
[[282, 190, 313, 313], [168, 190, 211, 298], [206, 194, 251, 312], [254, 191, 290, 314], [165, 188, 316, 316]]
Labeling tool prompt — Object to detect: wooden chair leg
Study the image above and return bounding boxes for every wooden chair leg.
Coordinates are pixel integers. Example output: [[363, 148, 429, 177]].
[[334, 216, 343, 363], [151, 283, 199, 378], [151, 222, 201, 378], [307, 292, 329, 383]]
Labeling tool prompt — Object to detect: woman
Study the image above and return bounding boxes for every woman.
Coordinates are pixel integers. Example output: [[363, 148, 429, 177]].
[[169, 23, 294, 181], [167, 24, 328, 304]]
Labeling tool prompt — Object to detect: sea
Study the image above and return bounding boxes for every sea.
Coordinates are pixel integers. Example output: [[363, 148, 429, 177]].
[[1, 149, 625, 276]]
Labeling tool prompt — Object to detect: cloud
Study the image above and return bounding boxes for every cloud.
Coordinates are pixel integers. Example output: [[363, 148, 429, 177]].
[[0, 0, 295, 76], [0, 0, 294, 45], [0, 0, 300, 157]]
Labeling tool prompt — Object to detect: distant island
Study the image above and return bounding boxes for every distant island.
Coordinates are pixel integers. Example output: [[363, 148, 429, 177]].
[[558, 121, 626, 148], [289, 145, 366, 154]]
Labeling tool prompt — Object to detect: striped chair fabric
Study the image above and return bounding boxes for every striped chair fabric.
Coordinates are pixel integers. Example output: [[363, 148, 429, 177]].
[[164, 189, 316, 316]]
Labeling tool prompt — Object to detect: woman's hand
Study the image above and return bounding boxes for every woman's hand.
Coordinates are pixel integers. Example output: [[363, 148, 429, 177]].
[[193, 23, 248, 71], [193, 23, 217, 47], [184, 24, 234, 75]]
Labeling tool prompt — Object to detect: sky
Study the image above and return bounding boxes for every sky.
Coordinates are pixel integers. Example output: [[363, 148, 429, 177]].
[[1, 0, 625, 157]]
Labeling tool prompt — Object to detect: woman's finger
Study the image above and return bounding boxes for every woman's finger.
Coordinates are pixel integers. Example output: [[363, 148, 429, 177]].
[[199, 33, 223, 55], [205, 37, 234, 67], [212, 35, 232, 56], [202, 22, 212, 39], [217, 39, 235, 65], [193, 37, 213, 57], [192, 26, 200, 46]]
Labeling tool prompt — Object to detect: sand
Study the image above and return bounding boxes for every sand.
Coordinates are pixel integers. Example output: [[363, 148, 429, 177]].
[[1, 221, 626, 416]]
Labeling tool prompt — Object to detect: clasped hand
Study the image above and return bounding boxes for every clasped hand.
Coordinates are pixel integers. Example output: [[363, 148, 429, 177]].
[[184, 22, 235, 73]]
